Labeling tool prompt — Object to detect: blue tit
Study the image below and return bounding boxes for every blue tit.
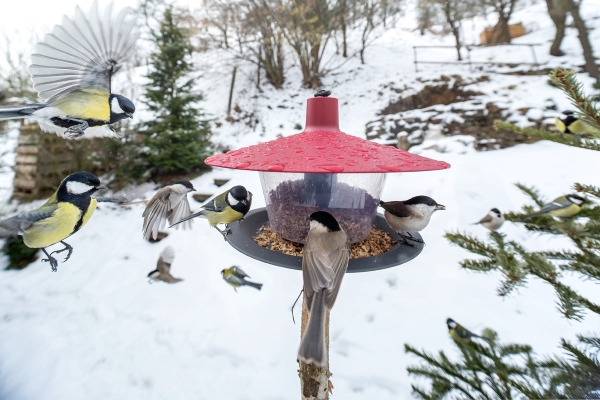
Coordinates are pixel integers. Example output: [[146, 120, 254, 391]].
[[447, 318, 490, 344], [379, 196, 445, 246], [0, 2, 139, 138], [522, 194, 585, 221], [148, 246, 182, 283], [170, 185, 252, 240], [221, 266, 262, 291], [142, 180, 195, 241], [472, 208, 504, 231], [555, 110, 599, 137], [298, 212, 350, 367], [0, 171, 111, 271]]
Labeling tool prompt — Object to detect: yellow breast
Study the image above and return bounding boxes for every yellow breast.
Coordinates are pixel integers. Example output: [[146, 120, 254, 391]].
[[205, 208, 243, 226], [54, 89, 110, 121], [549, 204, 581, 218], [23, 203, 82, 248]]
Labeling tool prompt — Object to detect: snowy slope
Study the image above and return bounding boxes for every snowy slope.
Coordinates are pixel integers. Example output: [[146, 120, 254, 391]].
[[1, 1, 600, 399]]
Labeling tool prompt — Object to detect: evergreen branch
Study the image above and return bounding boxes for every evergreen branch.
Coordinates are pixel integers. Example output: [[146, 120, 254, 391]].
[[494, 121, 600, 151], [514, 183, 546, 207], [445, 232, 497, 257], [575, 183, 600, 199], [549, 68, 600, 132]]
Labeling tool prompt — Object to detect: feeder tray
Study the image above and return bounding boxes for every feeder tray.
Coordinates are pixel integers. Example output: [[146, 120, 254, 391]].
[[226, 208, 424, 273]]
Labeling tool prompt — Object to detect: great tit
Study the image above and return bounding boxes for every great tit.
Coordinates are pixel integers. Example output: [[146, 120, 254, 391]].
[[170, 185, 252, 239], [472, 208, 504, 231], [379, 196, 445, 246], [522, 194, 585, 221], [555, 110, 599, 137], [447, 318, 490, 344], [221, 266, 262, 291], [142, 180, 196, 241], [0, 2, 139, 138], [0, 171, 109, 271], [298, 211, 350, 367], [147, 246, 182, 283]]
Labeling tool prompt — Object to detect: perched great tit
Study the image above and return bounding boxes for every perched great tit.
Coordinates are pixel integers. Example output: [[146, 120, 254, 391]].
[[221, 266, 262, 291], [555, 110, 599, 136], [142, 180, 196, 241], [298, 211, 350, 367], [170, 185, 252, 239], [379, 196, 445, 246], [147, 246, 182, 283], [447, 318, 490, 344], [0, 2, 139, 138], [472, 208, 504, 231], [0, 171, 110, 271], [522, 194, 586, 221]]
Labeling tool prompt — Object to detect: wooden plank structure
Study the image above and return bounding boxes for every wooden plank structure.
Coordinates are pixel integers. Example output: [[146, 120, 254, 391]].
[[13, 123, 104, 198], [480, 22, 526, 45]]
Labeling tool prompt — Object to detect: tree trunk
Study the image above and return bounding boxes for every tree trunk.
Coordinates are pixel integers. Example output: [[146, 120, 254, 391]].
[[452, 25, 462, 61], [299, 298, 331, 400], [567, 0, 599, 78], [341, 0, 347, 57], [491, 15, 511, 44], [545, 0, 567, 56]]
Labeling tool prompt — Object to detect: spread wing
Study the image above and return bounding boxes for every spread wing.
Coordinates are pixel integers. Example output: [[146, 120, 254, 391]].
[[168, 195, 192, 230], [0, 211, 54, 238], [142, 187, 172, 240], [232, 266, 250, 278], [302, 232, 350, 310], [95, 194, 129, 204], [157, 246, 175, 274], [29, 1, 139, 102]]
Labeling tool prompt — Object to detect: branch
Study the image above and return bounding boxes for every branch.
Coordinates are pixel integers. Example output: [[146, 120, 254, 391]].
[[494, 121, 600, 152]]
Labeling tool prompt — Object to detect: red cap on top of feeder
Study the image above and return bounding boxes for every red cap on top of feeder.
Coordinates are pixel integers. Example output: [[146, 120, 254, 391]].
[[205, 95, 450, 174]]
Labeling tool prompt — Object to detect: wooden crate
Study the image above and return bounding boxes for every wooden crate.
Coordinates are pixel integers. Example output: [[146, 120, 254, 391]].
[[480, 22, 526, 45]]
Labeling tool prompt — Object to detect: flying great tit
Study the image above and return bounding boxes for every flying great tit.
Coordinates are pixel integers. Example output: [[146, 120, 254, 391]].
[[447, 318, 490, 344], [379, 196, 445, 246], [472, 208, 504, 231], [298, 212, 350, 367], [147, 246, 182, 283], [555, 110, 599, 137], [221, 266, 262, 291], [170, 185, 252, 239], [522, 194, 585, 221], [0, 171, 112, 271], [0, 2, 139, 138], [142, 180, 196, 241]]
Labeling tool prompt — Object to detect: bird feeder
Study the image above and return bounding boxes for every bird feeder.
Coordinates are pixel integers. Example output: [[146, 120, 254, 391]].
[[205, 91, 449, 271]]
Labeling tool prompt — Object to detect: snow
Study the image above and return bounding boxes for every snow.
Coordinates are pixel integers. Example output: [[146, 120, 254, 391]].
[[1, 0, 600, 398]]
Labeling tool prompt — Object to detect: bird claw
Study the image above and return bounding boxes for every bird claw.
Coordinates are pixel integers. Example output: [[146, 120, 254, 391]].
[[42, 256, 59, 272], [50, 242, 73, 263], [399, 235, 417, 248], [65, 122, 89, 138], [406, 233, 424, 243]]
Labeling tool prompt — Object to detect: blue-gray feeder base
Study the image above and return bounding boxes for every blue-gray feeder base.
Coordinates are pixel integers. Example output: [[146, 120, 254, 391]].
[[225, 208, 424, 273]]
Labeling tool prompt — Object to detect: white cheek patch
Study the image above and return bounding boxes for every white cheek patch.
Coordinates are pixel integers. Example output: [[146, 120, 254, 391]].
[[449, 322, 457, 328], [309, 220, 328, 233], [111, 97, 125, 114], [227, 192, 239, 206], [67, 181, 94, 194]]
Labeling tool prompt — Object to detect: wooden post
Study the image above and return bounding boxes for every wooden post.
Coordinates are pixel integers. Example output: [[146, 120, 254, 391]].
[[299, 296, 331, 400]]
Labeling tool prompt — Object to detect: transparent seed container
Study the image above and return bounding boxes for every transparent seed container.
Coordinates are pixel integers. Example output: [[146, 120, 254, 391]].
[[260, 172, 386, 244]]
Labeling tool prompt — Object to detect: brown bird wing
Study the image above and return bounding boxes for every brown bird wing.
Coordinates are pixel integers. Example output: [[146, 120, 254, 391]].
[[142, 186, 172, 240], [379, 201, 411, 218], [156, 246, 176, 274], [478, 214, 493, 224], [168, 194, 192, 230]]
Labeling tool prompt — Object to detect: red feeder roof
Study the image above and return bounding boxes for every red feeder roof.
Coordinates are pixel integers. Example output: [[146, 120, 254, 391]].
[[206, 96, 450, 173]]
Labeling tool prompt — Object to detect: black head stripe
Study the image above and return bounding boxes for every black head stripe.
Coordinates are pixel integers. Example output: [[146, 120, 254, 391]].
[[404, 195, 437, 207], [229, 185, 248, 201], [171, 180, 194, 190], [310, 211, 341, 232]]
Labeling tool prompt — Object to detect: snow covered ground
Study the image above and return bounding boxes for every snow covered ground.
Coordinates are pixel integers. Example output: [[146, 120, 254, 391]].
[[1, 0, 600, 399]]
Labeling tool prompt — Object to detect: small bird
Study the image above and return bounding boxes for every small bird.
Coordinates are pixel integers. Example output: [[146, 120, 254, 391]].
[[221, 266, 262, 291], [0, 171, 110, 271], [522, 194, 586, 221], [0, 2, 138, 138], [147, 246, 182, 283], [472, 208, 504, 231], [298, 211, 350, 367], [142, 180, 196, 240], [447, 318, 490, 344], [555, 110, 599, 137], [379, 195, 445, 246], [170, 185, 252, 239]]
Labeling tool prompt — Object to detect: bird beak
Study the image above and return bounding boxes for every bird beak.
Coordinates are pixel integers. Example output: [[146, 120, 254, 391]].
[[126, 113, 133, 119], [96, 185, 108, 190], [436, 204, 446, 211]]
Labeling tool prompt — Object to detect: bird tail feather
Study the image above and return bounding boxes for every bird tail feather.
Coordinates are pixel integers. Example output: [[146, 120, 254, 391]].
[[244, 280, 262, 290], [298, 290, 327, 367], [169, 210, 206, 227], [0, 104, 45, 120]]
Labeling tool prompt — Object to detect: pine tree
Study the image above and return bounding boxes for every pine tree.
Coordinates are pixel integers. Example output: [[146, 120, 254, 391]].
[[406, 69, 600, 397], [132, 4, 211, 181]]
